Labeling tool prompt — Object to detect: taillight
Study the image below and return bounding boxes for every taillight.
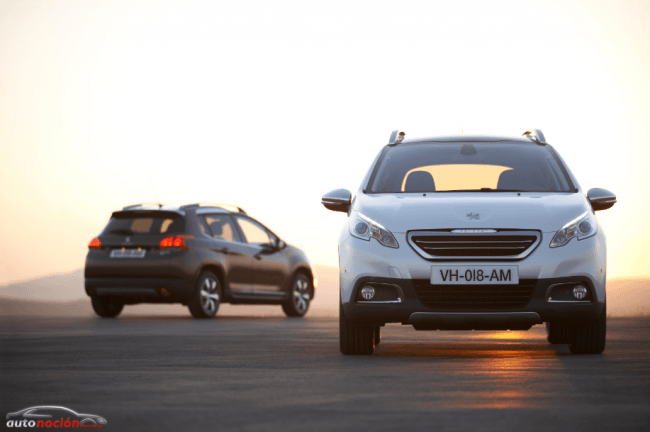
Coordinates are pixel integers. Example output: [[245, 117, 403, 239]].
[[88, 238, 101, 249], [160, 236, 187, 249]]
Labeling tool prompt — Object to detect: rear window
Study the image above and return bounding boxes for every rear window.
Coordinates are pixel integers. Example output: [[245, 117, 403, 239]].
[[103, 212, 185, 236], [368, 142, 574, 193]]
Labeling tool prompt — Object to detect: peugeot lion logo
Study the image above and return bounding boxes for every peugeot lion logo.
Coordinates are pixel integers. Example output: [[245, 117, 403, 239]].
[[125, 236, 131, 243], [467, 212, 480, 220]]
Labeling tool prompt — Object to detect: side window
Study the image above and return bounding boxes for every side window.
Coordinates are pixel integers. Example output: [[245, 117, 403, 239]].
[[235, 217, 273, 245], [197, 217, 211, 236], [203, 215, 238, 242]]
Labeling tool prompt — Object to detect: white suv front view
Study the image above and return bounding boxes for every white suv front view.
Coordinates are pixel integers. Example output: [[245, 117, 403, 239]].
[[322, 129, 616, 355]]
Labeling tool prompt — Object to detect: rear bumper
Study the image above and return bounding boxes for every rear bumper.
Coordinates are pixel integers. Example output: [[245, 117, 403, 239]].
[[343, 276, 604, 329], [85, 278, 193, 304]]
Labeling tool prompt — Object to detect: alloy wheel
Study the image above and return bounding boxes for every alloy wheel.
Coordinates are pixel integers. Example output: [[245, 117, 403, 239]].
[[292, 277, 310, 314], [201, 276, 220, 314]]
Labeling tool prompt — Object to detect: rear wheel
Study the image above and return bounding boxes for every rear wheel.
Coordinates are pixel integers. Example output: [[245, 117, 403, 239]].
[[340, 303, 375, 355], [188, 271, 222, 318], [546, 322, 570, 344], [91, 296, 123, 318], [282, 273, 312, 317], [375, 326, 381, 345], [569, 303, 607, 354]]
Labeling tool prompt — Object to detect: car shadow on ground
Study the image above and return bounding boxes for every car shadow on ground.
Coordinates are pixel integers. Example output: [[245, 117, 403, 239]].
[[370, 342, 571, 358], [111, 314, 296, 321]]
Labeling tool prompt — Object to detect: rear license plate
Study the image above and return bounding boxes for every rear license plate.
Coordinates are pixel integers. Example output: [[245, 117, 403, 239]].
[[110, 249, 146, 258], [431, 265, 519, 284]]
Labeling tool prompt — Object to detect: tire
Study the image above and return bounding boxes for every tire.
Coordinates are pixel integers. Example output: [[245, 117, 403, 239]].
[[569, 303, 607, 354], [339, 303, 375, 355], [546, 322, 570, 344], [91, 296, 123, 318], [282, 273, 312, 317], [375, 326, 381, 345], [188, 271, 222, 318]]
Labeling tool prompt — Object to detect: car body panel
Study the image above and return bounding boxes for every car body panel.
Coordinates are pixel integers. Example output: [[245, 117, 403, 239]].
[[339, 220, 607, 304], [353, 192, 592, 233]]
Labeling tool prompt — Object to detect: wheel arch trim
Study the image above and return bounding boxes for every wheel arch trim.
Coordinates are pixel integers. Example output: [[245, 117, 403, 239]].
[[196, 264, 226, 292], [293, 266, 316, 298]]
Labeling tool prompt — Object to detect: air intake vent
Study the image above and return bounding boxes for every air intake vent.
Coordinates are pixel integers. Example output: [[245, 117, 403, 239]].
[[412, 279, 537, 310], [407, 230, 541, 260]]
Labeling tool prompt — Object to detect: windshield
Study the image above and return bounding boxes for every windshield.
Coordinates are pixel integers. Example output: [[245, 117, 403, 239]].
[[367, 142, 574, 193]]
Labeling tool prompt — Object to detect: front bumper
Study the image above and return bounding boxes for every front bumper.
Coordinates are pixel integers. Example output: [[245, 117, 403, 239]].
[[342, 276, 605, 329]]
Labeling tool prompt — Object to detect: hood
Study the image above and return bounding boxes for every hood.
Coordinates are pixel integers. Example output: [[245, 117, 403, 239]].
[[354, 192, 591, 233]]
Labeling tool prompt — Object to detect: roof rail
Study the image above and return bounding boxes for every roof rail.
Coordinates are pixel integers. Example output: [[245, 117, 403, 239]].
[[388, 130, 406, 146], [122, 203, 166, 211], [180, 202, 246, 214], [521, 129, 547, 145]]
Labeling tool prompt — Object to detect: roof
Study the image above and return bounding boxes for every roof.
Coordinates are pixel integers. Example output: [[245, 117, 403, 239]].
[[399, 135, 536, 144], [118, 203, 246, 215]]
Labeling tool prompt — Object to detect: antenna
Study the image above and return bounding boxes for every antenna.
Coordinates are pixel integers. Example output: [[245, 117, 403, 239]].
[[150, 179, 162, 209], [461, 101, 464, 134]]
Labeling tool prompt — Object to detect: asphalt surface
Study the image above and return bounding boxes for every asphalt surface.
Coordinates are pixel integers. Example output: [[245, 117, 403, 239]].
[[1, 313, 649, 431]]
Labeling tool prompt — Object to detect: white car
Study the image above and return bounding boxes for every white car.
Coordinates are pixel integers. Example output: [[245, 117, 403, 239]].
[[322, 129, 616, 355]]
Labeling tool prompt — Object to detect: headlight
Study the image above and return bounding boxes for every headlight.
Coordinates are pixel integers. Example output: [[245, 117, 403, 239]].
[[349, 212, 399, 248], [550, 211, 597, 248]]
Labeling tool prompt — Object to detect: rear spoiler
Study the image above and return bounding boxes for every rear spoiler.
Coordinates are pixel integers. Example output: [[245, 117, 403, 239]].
[[110, 210, 185, 219]]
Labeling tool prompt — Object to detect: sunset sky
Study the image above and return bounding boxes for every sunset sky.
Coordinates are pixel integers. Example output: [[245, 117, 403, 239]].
[[1, 0, 649, 286]]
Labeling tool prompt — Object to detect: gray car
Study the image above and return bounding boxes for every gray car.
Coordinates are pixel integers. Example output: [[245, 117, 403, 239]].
[[85, 203, 315, 318]]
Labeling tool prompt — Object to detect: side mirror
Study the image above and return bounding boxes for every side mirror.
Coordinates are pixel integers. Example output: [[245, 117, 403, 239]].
[[277, 239, 286, 250], [321, 189, 352, 213], [259, 242, 277, 255], [587, 188, 617, 211]]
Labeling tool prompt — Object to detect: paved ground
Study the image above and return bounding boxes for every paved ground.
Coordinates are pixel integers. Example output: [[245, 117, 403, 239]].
[[1, 313, 649, 431]]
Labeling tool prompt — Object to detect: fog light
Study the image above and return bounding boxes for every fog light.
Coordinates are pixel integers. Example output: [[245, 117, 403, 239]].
[[573, 285, 587, 300], [360, 286, 375, 300]]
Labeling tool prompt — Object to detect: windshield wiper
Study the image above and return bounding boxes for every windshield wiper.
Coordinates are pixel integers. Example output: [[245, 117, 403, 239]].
[[109, 229, 134, 236], [441, 188, 526, 192], [481, 188, 526, 192]]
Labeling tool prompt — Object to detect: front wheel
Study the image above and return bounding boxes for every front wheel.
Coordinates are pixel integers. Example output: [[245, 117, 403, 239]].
[[91, 296, 123, 318], [569, 303, 606, 354], [188, 271, 222, 318], [340, 303, 375, 355], [546, 322, 570, 344], [282, 273, 312, 317]]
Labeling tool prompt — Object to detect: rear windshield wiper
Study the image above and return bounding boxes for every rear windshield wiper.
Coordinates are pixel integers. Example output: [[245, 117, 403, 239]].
[[109, 229, 134, 236]]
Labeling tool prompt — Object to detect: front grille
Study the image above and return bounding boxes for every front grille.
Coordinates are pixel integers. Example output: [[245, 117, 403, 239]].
[[412, 279, 537, 310], [408, 230, 540, 260]]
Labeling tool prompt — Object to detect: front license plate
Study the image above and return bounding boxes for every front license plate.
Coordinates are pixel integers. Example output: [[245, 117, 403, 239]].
[[110, 249, 146, 258], [431, 265, 519, 284]]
